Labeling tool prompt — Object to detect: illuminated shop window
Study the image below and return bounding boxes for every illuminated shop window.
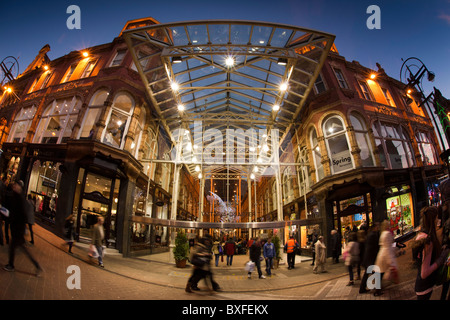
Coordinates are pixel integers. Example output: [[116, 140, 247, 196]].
[[323, 116, 354, 174], [8, 105, 37, 143]]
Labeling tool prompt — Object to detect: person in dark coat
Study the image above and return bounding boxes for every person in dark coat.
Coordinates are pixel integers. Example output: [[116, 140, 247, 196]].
[[248, 237, 265, 279], [359, 222, 380, 294], [330, 229, 341, 263], [224, 238, 236, 266], [3, 180, 42, 276]]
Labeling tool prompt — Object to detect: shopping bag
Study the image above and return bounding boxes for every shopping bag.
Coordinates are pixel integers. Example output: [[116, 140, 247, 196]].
[[245, 261, 255, 272], [0, 207, 9, 218], [88, 244, 99, 258], [388, 266, 400, 284]]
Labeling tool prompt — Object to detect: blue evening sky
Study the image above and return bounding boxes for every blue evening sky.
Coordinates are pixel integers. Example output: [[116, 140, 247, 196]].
[[1, 0, 449, 97]]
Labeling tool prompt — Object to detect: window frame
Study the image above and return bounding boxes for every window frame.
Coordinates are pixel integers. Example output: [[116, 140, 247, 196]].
[[333, 68, 349, 89], [358, 80, 373, 101], [110, 49, 127, 67]]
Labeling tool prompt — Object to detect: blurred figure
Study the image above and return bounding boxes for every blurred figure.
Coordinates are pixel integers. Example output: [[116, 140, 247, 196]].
[[211, 238, 221, 267], [374, 220, 397, 296], [92, 216, 105, 268], [248, 237, 265, 279], [313, 236, 327, 274], [345, 232, 360, 286], [0, 174, 7, 246], [3, 180, 42, 276], [359, 222, 380, 294], [26, 194, 35, 245], [330, 229, 341, 264], [224, 237, 236, 266], [64, 214, 76, 253], [263, 237, 276, 276], [412, 206, 449, 300], [186, 234, 221, 293]]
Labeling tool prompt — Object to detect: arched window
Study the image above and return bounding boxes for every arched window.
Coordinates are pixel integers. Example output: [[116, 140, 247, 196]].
[[8, 105, 37, 143], [298, 146, 311, 196], [416, 131, 437, 165], [323, 116, 354, 174], [131, 107, 146, 158], [310, 129, 324, 181], [272, 181, 277, 212], [79, 89, 109, 139], [372, 120, 414, 169], [143, 127, 158, 179], [282, 166, 294, 204], [350, 112, 375, 167], [102, 92, 135, 149], [34, 97, 81, 144]]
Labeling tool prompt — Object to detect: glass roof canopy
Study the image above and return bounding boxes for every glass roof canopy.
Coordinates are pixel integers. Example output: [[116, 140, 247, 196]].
[[123, 20, 335, 177]]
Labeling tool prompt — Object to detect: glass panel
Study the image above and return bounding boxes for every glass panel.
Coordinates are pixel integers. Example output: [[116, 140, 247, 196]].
[[350, 114, 364, 131], [80, 108, 101, 138], [324, 117, 344, 136], [90, 90, 109, 106], [327, 134, 353, 173], [375, 138, 388, 168], [61, 115, 77, 143], [355, 132, 374, 167], [103, 111, 128, 148], [421, 143, 436, 165], [386, 140, 407, 169], [113, 94, 133, 113]]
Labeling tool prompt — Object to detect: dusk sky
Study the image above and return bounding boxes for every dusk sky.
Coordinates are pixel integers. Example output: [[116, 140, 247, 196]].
[[1, 0, 449, 97]]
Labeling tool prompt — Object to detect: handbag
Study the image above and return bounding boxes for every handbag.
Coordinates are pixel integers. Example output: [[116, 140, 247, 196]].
[[191, 254, 208, 267], [245, 261, 255, 272], [88, 244, 99, 258]]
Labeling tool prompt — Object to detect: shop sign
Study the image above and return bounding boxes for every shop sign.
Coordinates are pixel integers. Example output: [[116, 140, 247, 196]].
[[42, 180, 56, 189], [331, 150, 352, 172]]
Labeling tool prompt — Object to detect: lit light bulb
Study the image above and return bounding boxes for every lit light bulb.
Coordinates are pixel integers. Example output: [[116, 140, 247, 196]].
[[273, 104, 280, 111]]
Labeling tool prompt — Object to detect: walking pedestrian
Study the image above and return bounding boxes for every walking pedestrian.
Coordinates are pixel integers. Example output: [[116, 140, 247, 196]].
[[263, 237, 276, 276], [330, 229, 341, 263], [26, 194, 35, 245], [359, 222, 380, 294], [313, 236, 327, 274], [186, 234, 221, 293], [212, 238, 221, 267], [248, 237, 265, 279], [224, 237, 236, 266], [310, 231, 318, 266], [64, 214, 76, 253], [285, 234, 299, 269], [412, 206, 450, 300], [92, 216, 105, 268], [344, 232, 360, 286], [373, 220, 397, 296], [3, 180, 42, 276]]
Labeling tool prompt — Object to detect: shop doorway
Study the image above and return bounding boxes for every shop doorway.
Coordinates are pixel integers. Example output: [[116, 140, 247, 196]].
[[73, 168, 120, 248]]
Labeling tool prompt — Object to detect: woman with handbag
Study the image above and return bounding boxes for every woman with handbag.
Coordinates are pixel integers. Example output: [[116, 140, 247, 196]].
[[345, 232, 360, 286], [374, 220, 397, 296]]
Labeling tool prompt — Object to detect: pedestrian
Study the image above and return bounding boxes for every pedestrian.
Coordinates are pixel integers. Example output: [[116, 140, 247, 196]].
[[330, 229, 341, 263], [224, 237, 236, 266], [310, 231, 318, 266], [263, 237, 276, 276], [313, 235, 327, 274], [344, 232, 360, 286], [0, 175, 7, 246], [92, 216, 105, 268], [359, 222, 380, 294], [248, 237, 265, 279], [373, 220, 397, 296], [412, 206, 450, 300], [26, 194, 35, 245], [285, 234, 299, 269], [344, 226, 351, 247], [440, 210, 450, 300], [3, 180, 42, 276], [186, 234, 221, 293], [64, 214, 76, 253], [212, 238, 221, 267]]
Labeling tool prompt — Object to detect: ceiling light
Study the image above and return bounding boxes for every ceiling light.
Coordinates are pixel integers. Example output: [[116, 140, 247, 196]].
[[263, 145, 269, 152], [198, 173, 202, 179], [250, 173, 255, 179], [172, 56, 182, 64], [195, 165, 200, 172], [277, 58, 287, 66], [273, 104, 280, 111], [279, 82, 288, 91], [177, 104, 185, 111], [171, 82, 180, 91]]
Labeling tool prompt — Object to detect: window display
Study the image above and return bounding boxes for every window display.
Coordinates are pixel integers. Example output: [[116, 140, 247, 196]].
[[386, 187, 414, 237]]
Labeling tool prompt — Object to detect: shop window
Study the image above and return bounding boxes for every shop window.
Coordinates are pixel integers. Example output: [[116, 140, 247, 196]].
[[28, 160, 62, 223], [79, 89, 109, 139], [350, 112, 375, 167], [101, 92, 134, 149], [4, 156, 20, 185], [310, 129, 324, 181], [131, 107, 146, 158], [297, 146, 311, 197], [386, 186, 414, 237], [323, 116, 354, 174], [372, 120, 414, 169], [142, 128, 158, 179], [8, 105, 37, 143], [34, 97, 81, 144], [282, 166, 294, 204], [416, 131, 437, 165]]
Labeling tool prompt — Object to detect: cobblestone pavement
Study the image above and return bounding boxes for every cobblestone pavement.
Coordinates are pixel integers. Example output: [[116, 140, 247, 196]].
[[0, 224, 448, 302]]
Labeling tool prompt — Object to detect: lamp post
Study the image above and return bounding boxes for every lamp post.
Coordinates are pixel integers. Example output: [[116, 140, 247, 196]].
[[400, 57, 450, 170]]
